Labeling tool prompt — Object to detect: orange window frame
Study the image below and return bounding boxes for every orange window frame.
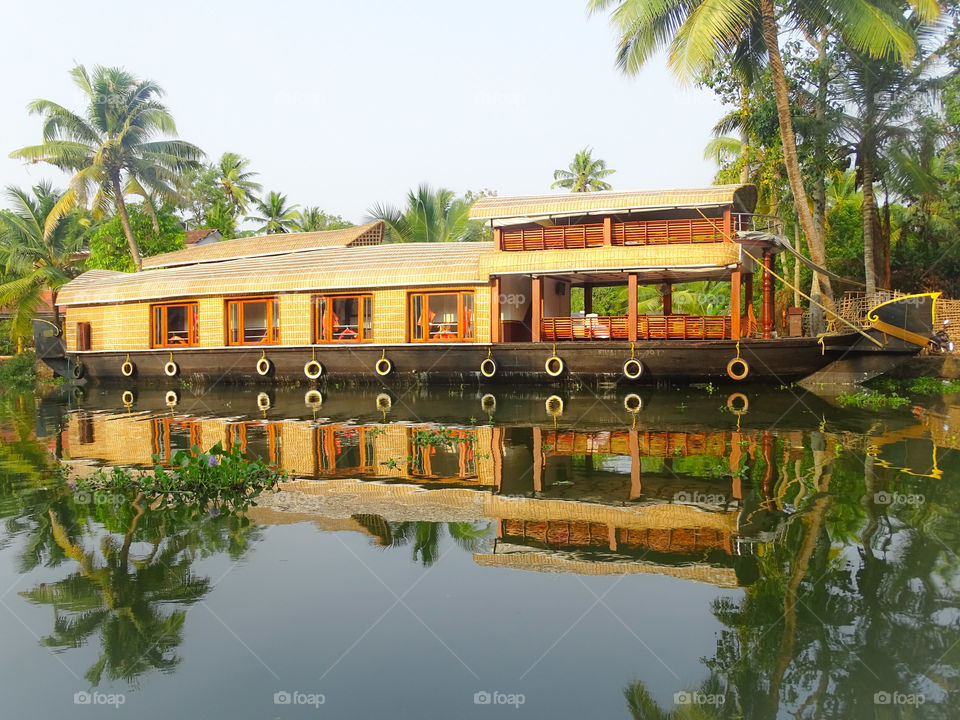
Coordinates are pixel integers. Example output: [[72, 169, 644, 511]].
[[408, 290, 475, 342], [313, 294, 373, 343], [226, 298, 280, 345], [151, 302, 199, 348]]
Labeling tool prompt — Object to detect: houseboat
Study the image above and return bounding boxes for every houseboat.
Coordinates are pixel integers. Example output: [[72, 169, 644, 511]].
[[35, 184, 936, 385]]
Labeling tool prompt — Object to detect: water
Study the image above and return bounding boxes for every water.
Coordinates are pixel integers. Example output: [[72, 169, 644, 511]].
[[1, 384, 958, 718]]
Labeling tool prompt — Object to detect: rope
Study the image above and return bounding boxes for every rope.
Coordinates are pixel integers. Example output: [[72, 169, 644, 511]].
[[695, 207, 882, 347]]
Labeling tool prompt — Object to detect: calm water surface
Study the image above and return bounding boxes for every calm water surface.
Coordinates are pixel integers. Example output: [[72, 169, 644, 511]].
[[1, 384, 958, 718]]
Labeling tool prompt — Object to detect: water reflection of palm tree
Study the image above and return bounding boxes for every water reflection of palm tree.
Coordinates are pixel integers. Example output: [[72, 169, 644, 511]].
[[20, 495, 260, 685], [623, 675, 735, 719], [386, 521, 491, 566]]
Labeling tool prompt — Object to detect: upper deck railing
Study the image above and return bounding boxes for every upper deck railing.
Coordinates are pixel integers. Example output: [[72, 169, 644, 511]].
[[497, 213, 778, 251]]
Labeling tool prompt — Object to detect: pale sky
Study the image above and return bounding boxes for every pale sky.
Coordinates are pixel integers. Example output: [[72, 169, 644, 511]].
[[1, 0, 727, 224]]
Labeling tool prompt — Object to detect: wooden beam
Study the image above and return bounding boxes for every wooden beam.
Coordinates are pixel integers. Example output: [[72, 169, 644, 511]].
[[602, 216, 612, 246], [532, 426, 543, 493], [531, 276, 543, 343], [762, 253, 774, 338], [490, 277, 501, 343], [660, 282, 672, 316], [730, 269, 742, 339], [629, 429, 642, 499], [493, 227, 502, 251], [628, 274, 638, 342], [492, 426, 503, 492], [723, 207, 733, 240], [583, 283, 593, 315]]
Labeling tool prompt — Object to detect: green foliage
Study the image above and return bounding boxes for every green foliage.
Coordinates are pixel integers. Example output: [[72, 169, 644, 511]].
[[0, 350, 37, 392], [294, 207, 353, 232], [871, 375, 960, 397], [0, 183, 87, 337], [551, 147, 615, 192], [368, 184, 488, 243], [77, 442, 284, 513], [836, 390, 910, 410], [88, 202, 184, 271], [249, 191, 299, 234], [9, 64, 203, 268]]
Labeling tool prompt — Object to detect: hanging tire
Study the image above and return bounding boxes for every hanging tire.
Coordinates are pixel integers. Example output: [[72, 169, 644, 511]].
[[545, 356, 564, 377], [256, 357, 272, 376], [375, 358, 392, 376], [480, 358, 497, 378], [165, 390, 179, 406], [545, 395, 564, 416], [624, 393, 643, 413], [376, 393, 392, 411], [622, 358, 643, 380], [727, 393, 749, 415], [480, 393, 497, 413], [121, 390, 136, 406], [726, 357, 749, 381], [164, 361, 179, 377], [257, 392, 271, 411], [120, 360, 136, 377], [304, 360, 323, 380], [304, 390, 323, 407]]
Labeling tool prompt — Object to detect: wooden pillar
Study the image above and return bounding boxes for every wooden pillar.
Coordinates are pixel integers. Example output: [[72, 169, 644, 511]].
[[723, 207, 733, 240], [629, 429, 642, 499], [492, 426, 503, 492], [730, 269, 742, 340], [531, 276, 543, 343], [603, 216, 612, 246], [493, 227, 502, 251], [583, 284, 593, 315], [762, 253, 774, 339], [660, 282, 672, 316], [490, 277, 501, 343], [532, 426, 543, 493], [628, 273, 638, 342]]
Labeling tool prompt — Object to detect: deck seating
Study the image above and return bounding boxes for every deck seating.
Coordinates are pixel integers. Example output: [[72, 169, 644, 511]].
[[541, 315, 732, 341]]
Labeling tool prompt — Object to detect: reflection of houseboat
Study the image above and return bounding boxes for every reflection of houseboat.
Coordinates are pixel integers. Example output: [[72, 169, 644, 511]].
[[61, 406, 790, 587], [36, 185, 936, 384]]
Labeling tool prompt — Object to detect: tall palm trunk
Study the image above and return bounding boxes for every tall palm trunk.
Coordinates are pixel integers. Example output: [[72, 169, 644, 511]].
[[740, 83, 751, 184], [861, 149, 877, 298], [110, 172, 143, 271], [811, 38, 829, 255], [759, 0, 833, 308]]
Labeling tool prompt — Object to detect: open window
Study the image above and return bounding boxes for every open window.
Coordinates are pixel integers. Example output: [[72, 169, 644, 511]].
[[314, 294, 373, 343], [227, 298, 280, 345], [409, 291, 475, 342], [152, 303, 199, 348]]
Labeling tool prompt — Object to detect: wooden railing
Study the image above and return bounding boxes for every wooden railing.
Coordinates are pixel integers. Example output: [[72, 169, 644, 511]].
[[500, 217, 732, 251], [541, 315, 732, 341]]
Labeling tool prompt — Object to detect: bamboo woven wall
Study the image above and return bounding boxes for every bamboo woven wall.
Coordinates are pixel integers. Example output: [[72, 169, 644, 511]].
[[64, 286, 489, 351], [65, 303, 151, 352], [471, 552, 739, 586], [480, 243, 740, 276]]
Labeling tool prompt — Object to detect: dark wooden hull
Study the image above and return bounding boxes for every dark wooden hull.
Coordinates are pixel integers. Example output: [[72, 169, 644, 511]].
[[58, 334, 918, 385]]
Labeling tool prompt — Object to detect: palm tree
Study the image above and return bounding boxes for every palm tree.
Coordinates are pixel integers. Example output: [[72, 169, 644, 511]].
[[0, 183, 86, 337], [551, 147, 615, 192], [293, 206, 353, 232], [588, 0, 936, 305], [215, 152, 261, 214], [9, 64, 203, 271], [249, 191, 300, 234], [367, 184, 486, 243]]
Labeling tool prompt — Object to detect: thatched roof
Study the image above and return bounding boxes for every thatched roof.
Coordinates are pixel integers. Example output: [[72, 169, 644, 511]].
[[468, 185, 758, 222], [58, 241, 492, 306], [142, 221, 384, 269]]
